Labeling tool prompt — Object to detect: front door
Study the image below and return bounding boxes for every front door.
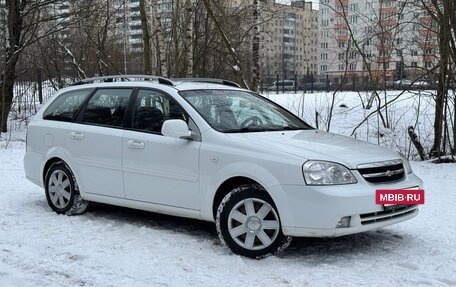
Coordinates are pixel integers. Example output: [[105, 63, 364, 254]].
[[122, 89, 201, 210]]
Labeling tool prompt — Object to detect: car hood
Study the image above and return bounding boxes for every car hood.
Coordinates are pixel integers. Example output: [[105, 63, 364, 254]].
[[225, 130, 401, 169]]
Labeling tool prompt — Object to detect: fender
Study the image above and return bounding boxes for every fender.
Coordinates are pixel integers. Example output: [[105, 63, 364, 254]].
[[41, 147, 88, 198], [199, 161, 292, 224]]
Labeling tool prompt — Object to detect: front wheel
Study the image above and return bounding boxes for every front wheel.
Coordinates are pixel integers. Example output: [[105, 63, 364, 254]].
[[45, 162, 88, 215], [216, 184, 291, 259]]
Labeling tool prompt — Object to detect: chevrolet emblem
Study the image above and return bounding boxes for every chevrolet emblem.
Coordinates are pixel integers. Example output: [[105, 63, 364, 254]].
[[384, 170, 394, 177]]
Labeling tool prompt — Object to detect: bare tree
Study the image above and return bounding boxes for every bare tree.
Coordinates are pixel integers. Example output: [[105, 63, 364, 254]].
[[183, 0, 194, 77], [421, 0, 455, 157], [251, 0, 260, 91], [140, 0, 152, 74], [201, 0, 249, 88], [152, 0, 168, 77], [1, 0, 69, 132]]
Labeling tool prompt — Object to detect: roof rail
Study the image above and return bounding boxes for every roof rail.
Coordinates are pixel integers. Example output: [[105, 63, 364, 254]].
[[71, 75, 174, 86], [171, 78, 241, 88]]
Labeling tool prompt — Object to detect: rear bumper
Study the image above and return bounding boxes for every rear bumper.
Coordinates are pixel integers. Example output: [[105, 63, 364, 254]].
[[268, 173, 423, 237], [24, 150, 44, 188]]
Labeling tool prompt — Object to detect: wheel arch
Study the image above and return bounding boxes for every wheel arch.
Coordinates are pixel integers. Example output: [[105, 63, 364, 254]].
[[211, 176, 274, 221], [41, 147, 85, 196], [42, 157, 65, 184]]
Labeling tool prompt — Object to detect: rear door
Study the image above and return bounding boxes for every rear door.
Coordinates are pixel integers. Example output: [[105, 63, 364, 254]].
[[65, 88, 133, 198], [25, 88, 93, 185]]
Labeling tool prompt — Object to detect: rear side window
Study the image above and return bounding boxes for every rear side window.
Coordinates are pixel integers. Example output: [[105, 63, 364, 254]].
[[82, 89, 132, 127], [43, 89, 93, 122]]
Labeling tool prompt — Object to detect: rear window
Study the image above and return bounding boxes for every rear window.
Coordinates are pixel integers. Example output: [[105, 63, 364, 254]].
[[82, 89, 132, 127], [43, 89, 93, 122]]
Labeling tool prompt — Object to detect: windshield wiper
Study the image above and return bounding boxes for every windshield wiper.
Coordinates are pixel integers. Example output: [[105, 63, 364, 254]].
[[224, 126, 312, 133], [224, 127, 274, 133], [281, 126, 305, 131], [282, 125, 315, 130]]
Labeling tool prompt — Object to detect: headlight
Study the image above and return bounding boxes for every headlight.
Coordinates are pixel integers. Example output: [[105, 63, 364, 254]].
[[398, 152, 413, 174], [303, 161, 357, 185]]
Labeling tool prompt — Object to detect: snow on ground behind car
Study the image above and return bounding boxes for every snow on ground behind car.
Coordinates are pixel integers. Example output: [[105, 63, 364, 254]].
[[1, 91, 456, 286], [264, 90, 437, 160]]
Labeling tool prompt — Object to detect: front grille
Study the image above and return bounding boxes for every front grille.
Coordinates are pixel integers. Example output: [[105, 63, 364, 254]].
[[358, 160, 405, 184], [360, 205, 418, 225]]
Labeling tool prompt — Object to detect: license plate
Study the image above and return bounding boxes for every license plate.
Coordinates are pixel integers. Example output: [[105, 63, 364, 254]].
[[376, 188, 425, 205]]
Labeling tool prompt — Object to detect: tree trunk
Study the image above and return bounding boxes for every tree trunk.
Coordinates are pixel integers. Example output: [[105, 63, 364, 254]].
[[251, 0, 260, 92], [173, 0, 180, 76], [453, 91, 456, 155], [428, 0, 451, 157], [1, 69, 15, 133], [152, 0, 168, 77], [183, 0, 193, 77], [408, 126, 426, 161], [1, 0, 25, 133], [140, 0, 152, 74]]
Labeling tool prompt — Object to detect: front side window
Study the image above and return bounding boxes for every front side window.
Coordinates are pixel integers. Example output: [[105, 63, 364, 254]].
[[131, 89, 187, 134], [43, 88, 93, 122], [82, 89, 132, 127], [180, 90, 312, 133]]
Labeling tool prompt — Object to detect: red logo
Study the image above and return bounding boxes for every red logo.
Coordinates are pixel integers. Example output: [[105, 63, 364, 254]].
[[376, 189, 425, 205]]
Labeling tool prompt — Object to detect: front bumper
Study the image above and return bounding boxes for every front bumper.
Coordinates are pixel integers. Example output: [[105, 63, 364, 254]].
[[268, 173, 423, 237]]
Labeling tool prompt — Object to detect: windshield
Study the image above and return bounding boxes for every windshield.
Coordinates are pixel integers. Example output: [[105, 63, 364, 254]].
[[180, 89, 313, 133]]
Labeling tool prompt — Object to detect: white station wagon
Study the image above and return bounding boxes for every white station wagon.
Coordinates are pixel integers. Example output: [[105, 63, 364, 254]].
[[24, 76, 423, 258]]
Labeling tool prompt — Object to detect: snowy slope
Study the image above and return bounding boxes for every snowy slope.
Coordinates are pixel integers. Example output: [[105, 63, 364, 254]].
[[1, 146, 456, 287]]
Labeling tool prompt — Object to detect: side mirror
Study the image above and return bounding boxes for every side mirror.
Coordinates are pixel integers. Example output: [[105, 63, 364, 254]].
[[161, 119, 193, 140]]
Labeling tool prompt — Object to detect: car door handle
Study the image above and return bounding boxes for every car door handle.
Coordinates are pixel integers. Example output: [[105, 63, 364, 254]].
[[70, 131, 84, 140], [127, 140, 145, 149]]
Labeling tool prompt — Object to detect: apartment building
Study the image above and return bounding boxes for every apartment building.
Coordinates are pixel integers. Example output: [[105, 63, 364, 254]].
[[48, 1, 172, 52], [125, 0, 171, 51], [260, 0, 319, 85], [318, 0, 438, 86]]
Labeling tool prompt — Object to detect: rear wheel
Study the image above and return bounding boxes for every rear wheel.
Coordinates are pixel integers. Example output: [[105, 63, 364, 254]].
[[216, 184, 291, 259], [45, 162, 88, 215]]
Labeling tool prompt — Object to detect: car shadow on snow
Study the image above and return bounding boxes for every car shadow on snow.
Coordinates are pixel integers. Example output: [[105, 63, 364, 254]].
[[38, 201, 415, 261], [282, 230, 414, 261], [85, 202, 219, 240], [84, 203, 414, 261]]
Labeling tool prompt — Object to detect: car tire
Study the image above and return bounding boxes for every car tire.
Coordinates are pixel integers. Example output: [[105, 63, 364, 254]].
[[45, 162, 88, 215], [216, 184, 291, 259]]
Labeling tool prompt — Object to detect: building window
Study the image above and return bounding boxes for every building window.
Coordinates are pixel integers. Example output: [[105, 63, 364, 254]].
[[349, 51, 357, 59], [350, 15, 358, 24], [130, 34, 143, 40]]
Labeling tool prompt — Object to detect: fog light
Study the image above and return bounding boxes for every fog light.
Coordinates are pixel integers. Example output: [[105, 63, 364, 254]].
[[336, 216, 351, 228]]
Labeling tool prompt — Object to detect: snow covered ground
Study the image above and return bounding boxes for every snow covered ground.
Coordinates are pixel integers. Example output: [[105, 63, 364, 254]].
[[263, 90, 442, 160], [1, 91, 456, 286]]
